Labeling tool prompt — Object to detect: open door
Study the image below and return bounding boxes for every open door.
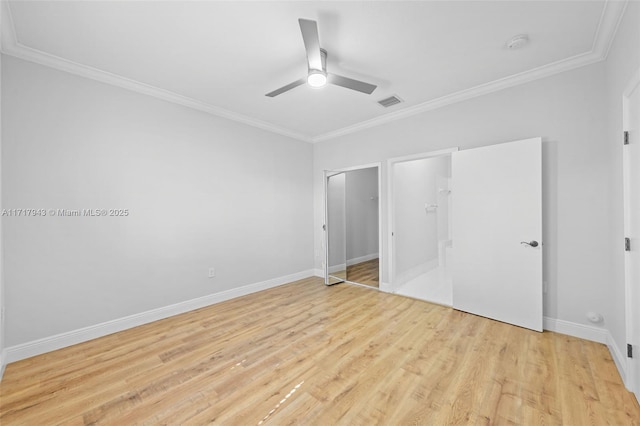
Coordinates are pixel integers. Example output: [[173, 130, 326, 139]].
[[623, 70, 640, 402], [452, 138, 542, 331]]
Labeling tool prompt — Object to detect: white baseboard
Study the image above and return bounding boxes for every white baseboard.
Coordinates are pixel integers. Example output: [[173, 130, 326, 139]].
[[313, 268, 324, 278], [606, 331, 628, 387], [4, 269, 314, 364], [328, 263, 346, 274], [543, 316, 629, 389], [3, 288, 630, 393], [379, 281, 392, 293], [543, 317, 608, 343], [346, 253, 379, 267], [0, 348, 6, 380]]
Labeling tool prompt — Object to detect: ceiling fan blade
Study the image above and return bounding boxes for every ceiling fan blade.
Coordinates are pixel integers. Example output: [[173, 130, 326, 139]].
[[298, 19, 323, 71], [328, 74, 377, 95], [265, 78, 306, 97]]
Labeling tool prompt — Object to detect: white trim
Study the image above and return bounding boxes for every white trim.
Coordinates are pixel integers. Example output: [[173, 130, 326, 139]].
[[346, 253, 379, 267], [323, 169, 329, 283], [0, 4, 311, 144], [311, 0, 628, 143], [543, 318, 627, 389], [543, 316, 608, 344], [377, 164, 384, 285], [592, 0, 628, 61], [0, 349, 6, 381], [379, 281, 392, 293], [607, 331, 628, 388], [387, 148, 459, 165], [313, 268, 324, 278], [313, 52, 600, 143], [0, 3, 6, 383], [4, 269, 314, 364], [328, 263, 347, 274], [327, 162, 382, 174], [623, 66, 640, 399], [0, 1, 628, 144]]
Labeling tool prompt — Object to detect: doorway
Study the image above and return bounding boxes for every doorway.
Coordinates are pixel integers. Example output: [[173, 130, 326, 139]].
[[388, 149, 456, 305], [388, 139, 543, 332], [324, 165, 381, 288]]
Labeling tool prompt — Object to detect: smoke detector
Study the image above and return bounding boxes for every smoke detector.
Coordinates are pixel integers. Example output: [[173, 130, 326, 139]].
[[506, 34, 529, 49]]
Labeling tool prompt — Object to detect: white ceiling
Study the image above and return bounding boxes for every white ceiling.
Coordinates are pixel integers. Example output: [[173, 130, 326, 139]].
[[1, 1, 628, 142]]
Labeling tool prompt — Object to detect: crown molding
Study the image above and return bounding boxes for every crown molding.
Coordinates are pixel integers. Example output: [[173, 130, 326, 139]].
[[0, 0, 628, 145], [312, 50, 601, 143], [312, 0, 628, 143], [0, 2, 312, 144], [591, 0, 628, 61]]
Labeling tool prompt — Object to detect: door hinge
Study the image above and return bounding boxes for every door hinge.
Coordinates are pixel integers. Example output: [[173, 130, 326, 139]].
[[624, 131, 629, 145], [625, 237, 631, 251], [628, 343, 633, 358]]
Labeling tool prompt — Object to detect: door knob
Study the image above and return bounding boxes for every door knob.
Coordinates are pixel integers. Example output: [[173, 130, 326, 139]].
[[521, 240, 539, 247]]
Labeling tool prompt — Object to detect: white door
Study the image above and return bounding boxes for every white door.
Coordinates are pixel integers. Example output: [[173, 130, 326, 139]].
[[623, 71, 640, 402], [452, 138, 542, 331]]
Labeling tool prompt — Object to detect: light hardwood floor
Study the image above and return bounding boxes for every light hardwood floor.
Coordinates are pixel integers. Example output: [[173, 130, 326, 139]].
[[346, 258, 379, 288], [1, 277, 639, 425]]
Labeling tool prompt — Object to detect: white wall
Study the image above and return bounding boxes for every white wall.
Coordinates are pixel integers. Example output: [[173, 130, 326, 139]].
[[393, 156, 449, 280], [2, 55, 314, 347], [1, 4, 636, 376], [604, 1, 640, 365], [345, 167, 378, 262], [314, 61, 612, 332]]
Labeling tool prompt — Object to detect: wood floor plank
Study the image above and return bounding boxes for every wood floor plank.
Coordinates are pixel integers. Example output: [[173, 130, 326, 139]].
[[346, 258, 379, 287], [1, 276, 639, 425]]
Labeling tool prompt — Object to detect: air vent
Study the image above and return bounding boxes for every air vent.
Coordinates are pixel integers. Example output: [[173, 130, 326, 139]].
[[378, 95, 403, 108]]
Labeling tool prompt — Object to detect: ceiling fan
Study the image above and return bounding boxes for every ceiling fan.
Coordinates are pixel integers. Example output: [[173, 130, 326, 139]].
[[265, 19, 377, 97]]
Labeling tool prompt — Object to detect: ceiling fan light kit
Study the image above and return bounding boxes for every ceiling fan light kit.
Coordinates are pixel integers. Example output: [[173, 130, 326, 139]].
[[307, 71, 327, 88], [266, 18, 377, 97]]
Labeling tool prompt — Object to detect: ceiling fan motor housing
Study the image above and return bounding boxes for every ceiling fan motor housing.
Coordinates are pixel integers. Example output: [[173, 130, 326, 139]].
[[307, 49, 328, 87]]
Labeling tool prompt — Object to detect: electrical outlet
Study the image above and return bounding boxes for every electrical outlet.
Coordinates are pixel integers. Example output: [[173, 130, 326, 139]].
[[208, 267, 216, 278]]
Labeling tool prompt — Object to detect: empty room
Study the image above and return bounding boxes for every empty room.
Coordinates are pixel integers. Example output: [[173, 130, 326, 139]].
[[1, 0, 640, 424]]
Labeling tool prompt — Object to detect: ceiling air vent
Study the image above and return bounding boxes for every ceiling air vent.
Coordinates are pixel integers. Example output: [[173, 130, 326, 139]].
[[378, 95, 403, 108]]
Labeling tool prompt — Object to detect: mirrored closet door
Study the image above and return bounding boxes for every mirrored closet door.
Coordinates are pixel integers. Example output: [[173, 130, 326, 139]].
[[324, 166, 380, 287], [326, 172, 347, 285]]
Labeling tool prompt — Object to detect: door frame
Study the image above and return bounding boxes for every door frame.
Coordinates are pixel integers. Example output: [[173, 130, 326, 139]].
[[324, 162, 382, 286], [623, 66, 640, 398], [386, 148, 458, 294]]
